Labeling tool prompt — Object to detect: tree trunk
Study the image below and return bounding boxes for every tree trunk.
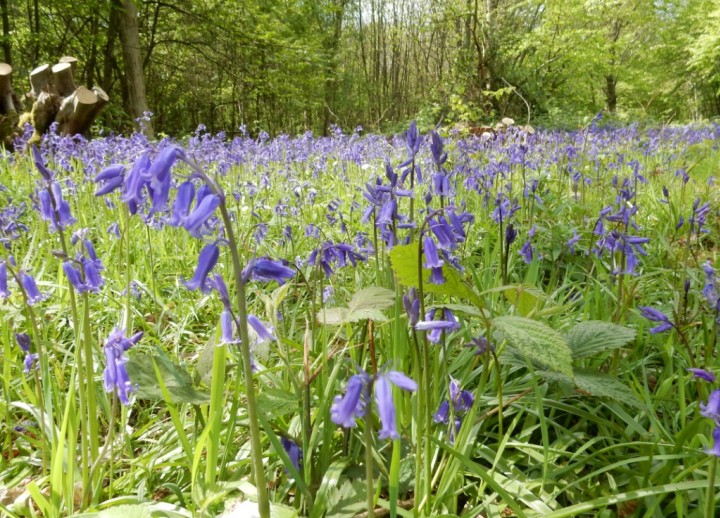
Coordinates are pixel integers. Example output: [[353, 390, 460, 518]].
[[605, 74, 617, 113], [322, 0, 345, 135], [115, 0, 154, 138], [0, 0, 10, 65]]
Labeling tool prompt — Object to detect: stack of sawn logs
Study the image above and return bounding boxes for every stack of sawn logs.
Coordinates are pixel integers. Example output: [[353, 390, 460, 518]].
[[0, 56, 109, 150]]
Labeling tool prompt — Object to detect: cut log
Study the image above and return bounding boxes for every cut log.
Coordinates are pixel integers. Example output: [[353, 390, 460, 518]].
[[57, 86, 101, 135], [51, 63, 76, 97], [90, 86, 109, 120], [58, 56, 78, 73], [29, 64, 52, 98], [0, 62, 15, 114], [31, 91, 61, 135]]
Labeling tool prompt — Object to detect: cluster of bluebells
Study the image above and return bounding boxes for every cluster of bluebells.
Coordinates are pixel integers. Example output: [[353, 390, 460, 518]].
[[331, 366, 417, 440], [434, 378, 474, 444], [33, 146, 77, 232], [0, 257, 48, 306], [63, 233, 105, 294], [307, 240, 367, 278], [638, 305, 675, 334], [103, 327, 142, 405], [15, 332, 38, 374]]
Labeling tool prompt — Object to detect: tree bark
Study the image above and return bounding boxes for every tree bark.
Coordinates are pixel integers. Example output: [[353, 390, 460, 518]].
[[0, 0, 10, 66], [115, 0, 154, 138], [605, 74, 617, 113]]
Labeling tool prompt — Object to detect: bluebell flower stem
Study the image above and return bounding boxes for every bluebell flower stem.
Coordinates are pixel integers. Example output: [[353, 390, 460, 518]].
[[219, 201, 271, 518], [364, 410, 375, 518], [81, 292, 100, 505], [206, 340, 227, 486], [707, 455, 717, 517]]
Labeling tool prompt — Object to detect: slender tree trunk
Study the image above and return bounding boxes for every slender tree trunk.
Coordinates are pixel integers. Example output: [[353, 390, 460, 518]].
[[322, 0, 345, 135], [605, 74, 617, 113], [115, 0, 154, 138], [0, 0, 10, 65]]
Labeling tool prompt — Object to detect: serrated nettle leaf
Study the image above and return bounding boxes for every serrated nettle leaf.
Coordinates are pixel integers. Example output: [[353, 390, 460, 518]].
[[389, 242, 484, 307], [347, 286, 395, 312], [428, 303, 484, 318], [503, 284, 549, 317], [493, 316, 573, 376], [567, 320, 637, 359], [316, 286, 393, 325], [573, 370, 643, 409], [126, 347, 210, 405]]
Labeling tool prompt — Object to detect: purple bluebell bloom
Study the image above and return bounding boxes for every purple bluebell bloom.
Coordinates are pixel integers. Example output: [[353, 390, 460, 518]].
[[94, 164, 125, 196], [31, 145, 54, 181], [122, 152, 152, 215], [103, 327, 142, 405], [167, 181, 195, 227], [465, 336, 493, 355], [183, 194, 220, 237], [21, 273, 47, 305], [638, 306, 674, 334], [423, 237, 444, 269], [505, 223, 517, 246], [148, 146, 184, 213], [702, 390, 720, 422], [703, 262, 718, 307], [331, 373, 369, 428], [183, 242, 220, 293], [244, 257, 295, 284], [220, 309, 239, 344], [248, 315, 276, 342], [403, 288, 420, 326], [520, 240, 533, 263], [375, 370, 418, 440], [707, 427, 720, 457], [567, 231, 581, 253], [208, 273, 231, 309], [280, 437, 303, 473], [415, 308, 460, 343], [15, 333, 38, 373], [688, 368, 716, 383], [0, 262, 9, 299]]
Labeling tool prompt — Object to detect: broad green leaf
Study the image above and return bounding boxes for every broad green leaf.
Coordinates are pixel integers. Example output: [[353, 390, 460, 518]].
[[573, 370, 643, 409], [566, 320, 637, 358], [503, 284, 547, 316], [493, 316, 573, 376], [97, 506, 151, 518], [428, 303, 484, 318], [126, 347, 210, 405], [311, 459, 349, 518], [317, 286, 394, 325], [389, 242, 483, 307], [255, 388, 299, 417]]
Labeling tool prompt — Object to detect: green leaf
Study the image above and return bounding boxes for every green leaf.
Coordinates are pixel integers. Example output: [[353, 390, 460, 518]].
[[502, 284, 546, 316], [311, 459, 349, 518], [493, 316, 573, 376], [566, 320, 637, 358], [255, 388, 299, 417], [317, 286, 394, 325], [97, 506, 151, 518], [573, 370, 643, 409], [389, 242, 483, 307], [126, 347, 210, 405]]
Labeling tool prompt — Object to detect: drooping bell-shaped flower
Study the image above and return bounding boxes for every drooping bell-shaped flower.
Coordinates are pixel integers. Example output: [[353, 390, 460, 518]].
[[21, 273, 47, 305], [103, 327, 142, 405], [330, 374, 369, 428], [0, 262, 9, 299], [375, 370, 418, 440], [183, 242, 220, 293]]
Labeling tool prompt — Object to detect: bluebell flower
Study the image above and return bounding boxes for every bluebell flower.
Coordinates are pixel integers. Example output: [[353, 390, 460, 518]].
[[707, 427, 720, 457], [167, 181, 195, 227], [21, 273, 47, 305], [183, 242, 220, 293], [415, 308, 460, 343], [638, 306, 674, 334], [688, 368, 716, 383], [520, 240, 533, 263], [220, 309, 239, 344], [423, 237, 444, 269], [103, 327, 142, 405], [375, 370, 417, 440], [31, 145, 54, 181], [331, 373, 370, 428], [0, 262, 9, 299], [122, 152, 152, 215], [248, 315, 276, 342], [94, 164, 125, 196], [183, 194, 220, 237], [505, 223, 517, 246], [567, 231, 581, 253], [244, 257, 295, 284], [208, 273, 231, 310], [148, 146, 184, 213], [280, 437, 303, 473], [15, 333, 37, 374], [464, 336, 494, 355], [403, 288, 420, 326], [702, 390, 720, 422]]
